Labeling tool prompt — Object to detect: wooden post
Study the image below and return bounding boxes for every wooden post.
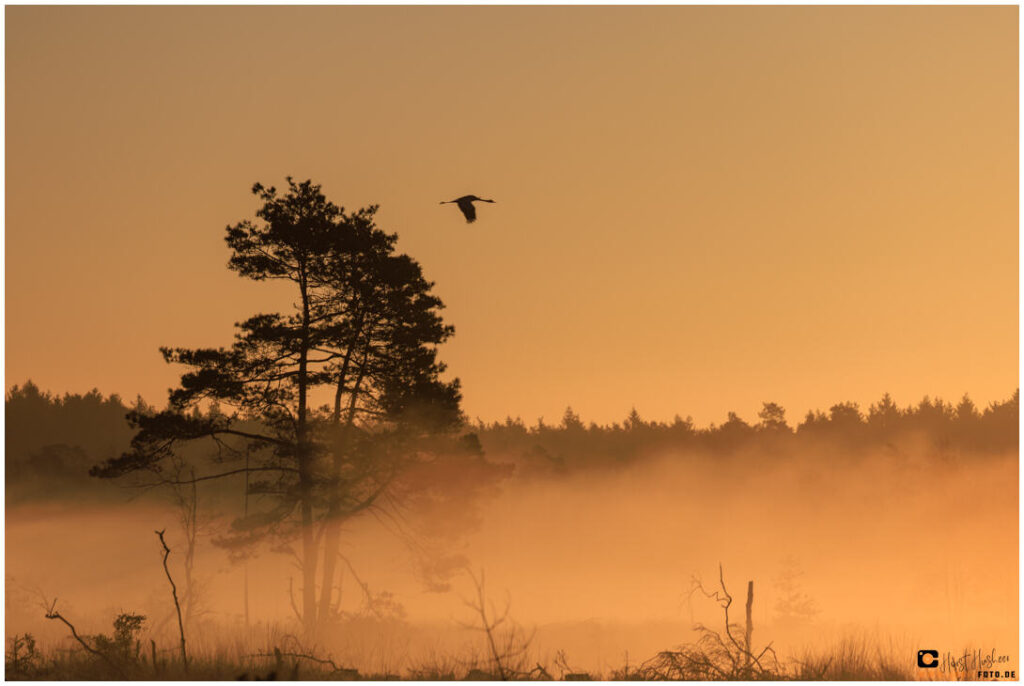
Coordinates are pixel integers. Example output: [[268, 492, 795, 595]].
[[744, 581, 754, 672]]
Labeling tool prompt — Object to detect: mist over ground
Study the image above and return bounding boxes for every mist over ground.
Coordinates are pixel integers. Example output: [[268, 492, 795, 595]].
[[6, 395, 1017, 675]]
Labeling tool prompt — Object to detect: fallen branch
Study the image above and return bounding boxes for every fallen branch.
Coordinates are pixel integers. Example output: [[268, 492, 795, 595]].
[[246, 650, 349, 673], [44, 599, 124, 677]]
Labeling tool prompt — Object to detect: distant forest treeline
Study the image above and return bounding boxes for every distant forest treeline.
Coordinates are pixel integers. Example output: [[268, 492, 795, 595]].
[[4, 380, 1019, 493], [474, 390, 1018, 474]]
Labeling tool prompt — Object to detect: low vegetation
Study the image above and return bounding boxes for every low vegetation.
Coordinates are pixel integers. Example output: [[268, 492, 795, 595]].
[[7, 564, 957, 681]]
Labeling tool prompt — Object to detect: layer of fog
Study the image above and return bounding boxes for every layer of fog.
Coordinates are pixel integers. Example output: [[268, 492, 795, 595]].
[[6, 444, 1017, 673]]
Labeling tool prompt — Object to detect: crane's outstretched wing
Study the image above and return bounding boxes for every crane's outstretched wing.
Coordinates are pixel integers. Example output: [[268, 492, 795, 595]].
[[456, 198, 477, 223]]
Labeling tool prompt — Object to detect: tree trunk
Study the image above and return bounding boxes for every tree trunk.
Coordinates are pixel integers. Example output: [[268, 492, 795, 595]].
[[297, 269, 318, 640], [315, 343, 368, 631], [243, 448, 250, 630], [318, 515, 343, 625], [301, 503, 317, 638], [183, 468, 197, 628]]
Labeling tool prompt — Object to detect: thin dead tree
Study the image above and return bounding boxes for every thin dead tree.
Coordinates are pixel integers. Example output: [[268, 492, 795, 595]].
[[639, 564, 779, 680], [155, 529, 188, 671], [460, 569, 535, 680]]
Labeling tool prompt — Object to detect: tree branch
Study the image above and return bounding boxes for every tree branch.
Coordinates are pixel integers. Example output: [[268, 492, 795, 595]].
[[156, 466, 299, 485]]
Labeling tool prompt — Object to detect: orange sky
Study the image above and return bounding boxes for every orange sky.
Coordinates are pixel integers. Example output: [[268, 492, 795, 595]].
[[5, 6, 1018, 426]]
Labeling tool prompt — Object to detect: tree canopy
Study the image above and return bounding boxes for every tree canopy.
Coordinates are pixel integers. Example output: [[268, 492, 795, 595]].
[[90, 178, 498, 637]]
